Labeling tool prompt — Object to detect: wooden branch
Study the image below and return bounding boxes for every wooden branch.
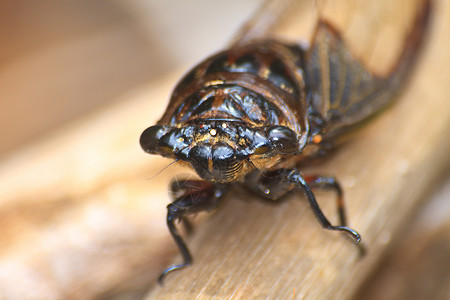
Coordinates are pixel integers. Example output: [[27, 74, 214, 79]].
[[0, 72, 186, 299], [147, 0, 450, 299], [0, 1, 448, 299], [148, 62, 450, 298]]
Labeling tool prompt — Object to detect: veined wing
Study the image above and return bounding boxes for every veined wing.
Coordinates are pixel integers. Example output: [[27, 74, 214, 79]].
[[305, 0, 432, 139]]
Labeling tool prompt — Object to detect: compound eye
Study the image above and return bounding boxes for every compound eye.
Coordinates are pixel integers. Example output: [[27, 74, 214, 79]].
[[267, 126, 298, 155], [140, 125, 169, 153]]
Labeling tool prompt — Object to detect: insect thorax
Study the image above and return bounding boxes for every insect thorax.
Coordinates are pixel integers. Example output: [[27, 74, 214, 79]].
[[141, 40, 313, 182]]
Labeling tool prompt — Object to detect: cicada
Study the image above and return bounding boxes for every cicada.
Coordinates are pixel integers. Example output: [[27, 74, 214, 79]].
[[140, 0, 432, 283]]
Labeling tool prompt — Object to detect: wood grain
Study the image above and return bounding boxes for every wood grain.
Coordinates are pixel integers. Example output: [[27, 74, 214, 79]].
[[0, 0, 448, 299]]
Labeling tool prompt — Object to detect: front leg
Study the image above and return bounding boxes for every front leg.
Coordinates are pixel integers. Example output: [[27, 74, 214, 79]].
[[303, 175, 346, 226], [159, 179, 227, 283], [246, 169, 361, 244]]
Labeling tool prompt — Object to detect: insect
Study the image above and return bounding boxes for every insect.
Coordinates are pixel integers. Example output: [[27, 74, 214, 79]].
[[140, 0, 432, 283]]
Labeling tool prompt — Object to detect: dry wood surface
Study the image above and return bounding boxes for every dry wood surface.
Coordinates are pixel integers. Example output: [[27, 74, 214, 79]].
[[0, 0, 448, 299]]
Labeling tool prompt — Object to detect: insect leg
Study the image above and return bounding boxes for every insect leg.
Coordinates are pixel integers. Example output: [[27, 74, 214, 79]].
[[159, 180, 227, 284], [303, 175, 346, 226], [286, 170, 361, 244], [170, 179, 207, 235], [246, 169, 360, 245]]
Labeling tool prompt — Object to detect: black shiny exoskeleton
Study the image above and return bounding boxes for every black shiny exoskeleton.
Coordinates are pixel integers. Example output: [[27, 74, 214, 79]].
[[140, 0, 431, 283]]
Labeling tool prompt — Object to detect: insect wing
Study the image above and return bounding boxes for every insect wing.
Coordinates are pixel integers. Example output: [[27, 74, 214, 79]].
[[305, 0, 432, 139], [232, 0, 432, 140]]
